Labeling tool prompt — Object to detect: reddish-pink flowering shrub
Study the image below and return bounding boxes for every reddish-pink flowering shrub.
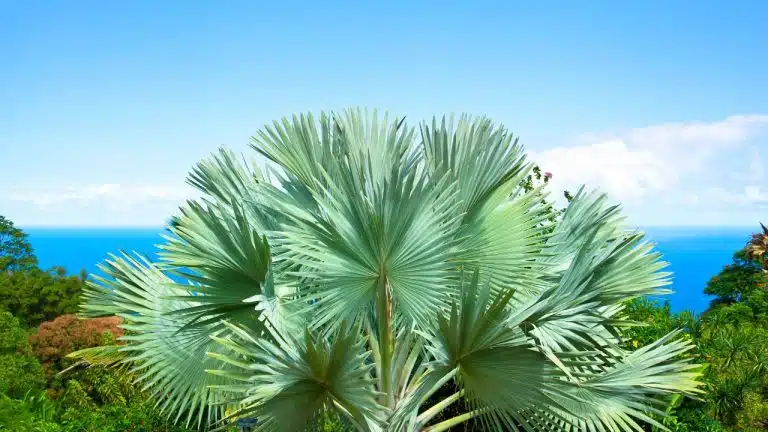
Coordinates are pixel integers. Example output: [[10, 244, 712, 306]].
[[29, 314, 123, 376]]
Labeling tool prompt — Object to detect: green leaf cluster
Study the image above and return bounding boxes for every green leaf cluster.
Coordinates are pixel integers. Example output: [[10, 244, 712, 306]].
[[0, 312, 46, 399], [73, 108, 702, 431]]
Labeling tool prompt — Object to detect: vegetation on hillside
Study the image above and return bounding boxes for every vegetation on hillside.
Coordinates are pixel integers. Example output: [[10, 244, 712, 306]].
[[623, 223, 768, 431], [0, 217, 85, 328], [0, 217, 202, 431]]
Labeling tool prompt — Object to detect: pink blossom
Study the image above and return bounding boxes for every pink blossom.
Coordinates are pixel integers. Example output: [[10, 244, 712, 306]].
[[543, 171, 553, 179]]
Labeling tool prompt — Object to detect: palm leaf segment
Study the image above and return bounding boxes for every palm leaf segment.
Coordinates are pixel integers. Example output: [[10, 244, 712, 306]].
[[79, 109, 701, 431]]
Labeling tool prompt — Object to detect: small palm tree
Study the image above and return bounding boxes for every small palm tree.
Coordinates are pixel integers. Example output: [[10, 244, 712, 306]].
[[78, 109, 701, 431], [746, 223, 768, 272]]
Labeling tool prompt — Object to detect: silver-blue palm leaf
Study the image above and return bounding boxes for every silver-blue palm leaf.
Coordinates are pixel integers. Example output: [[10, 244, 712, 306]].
[[77, 108, 701, 431]]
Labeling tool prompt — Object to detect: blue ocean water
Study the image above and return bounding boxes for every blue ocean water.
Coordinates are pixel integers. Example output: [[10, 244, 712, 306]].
[[25, 228, 166, 275], [24, 226, 755, 314], [643, 227, 753, 313]]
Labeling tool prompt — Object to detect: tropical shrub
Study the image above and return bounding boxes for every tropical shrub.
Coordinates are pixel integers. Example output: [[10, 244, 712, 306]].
[[699, 322, 768, 429], [0, 388, 202, 432], [621, 298, 699, 350], [0, 267, 85, 328], [29, 314, 123, 376], [78, 109, 701, 431], [0, 391, 62, 432], [0, 312, 46, 399]]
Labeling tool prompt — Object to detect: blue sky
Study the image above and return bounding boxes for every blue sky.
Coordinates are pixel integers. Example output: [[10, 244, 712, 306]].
[[2, 1, 767, 227]]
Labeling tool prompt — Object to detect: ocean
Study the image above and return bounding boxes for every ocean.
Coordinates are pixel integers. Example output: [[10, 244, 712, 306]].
[[23, 226, 755, 314]]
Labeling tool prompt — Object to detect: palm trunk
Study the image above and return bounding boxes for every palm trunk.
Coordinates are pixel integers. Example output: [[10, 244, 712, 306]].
[[376, 269, 395, 408]]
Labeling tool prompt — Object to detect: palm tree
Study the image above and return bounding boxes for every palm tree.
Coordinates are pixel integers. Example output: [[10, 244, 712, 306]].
[[746, 223, 768, 272], [77, 109, 701, 431]]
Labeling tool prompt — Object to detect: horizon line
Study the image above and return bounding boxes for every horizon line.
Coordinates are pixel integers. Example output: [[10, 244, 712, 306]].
[[19, 224, 761, 229]]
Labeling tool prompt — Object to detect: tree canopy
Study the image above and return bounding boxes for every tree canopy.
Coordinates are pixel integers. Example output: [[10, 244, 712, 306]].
[[0, 216, 37, 273], [0, 216, 86, 328]]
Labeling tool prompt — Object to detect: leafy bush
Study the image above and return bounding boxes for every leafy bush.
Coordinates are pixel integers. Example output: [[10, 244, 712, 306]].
[[62, 366, 135, 406], [0, 391, 62, 432], [0, 268, 84, 328], [29, 314, 123, 376], [0, 389, 201, 432], [58, 399, 202, 432], [0, 312, 46, 399]]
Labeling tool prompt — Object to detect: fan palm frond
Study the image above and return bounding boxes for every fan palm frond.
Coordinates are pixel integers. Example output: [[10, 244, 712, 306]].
[[208, 322, 383, 431], [79, 108, 701, 431], [81, 253, 234, 427]]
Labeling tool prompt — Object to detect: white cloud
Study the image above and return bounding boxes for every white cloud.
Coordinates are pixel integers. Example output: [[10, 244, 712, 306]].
[[532, 114, 768, 205], [531, 140, 673, 201], [8, 184, 196, 211], [624, 114, 768, 149], [4, 115, 767, 227], [713, 185, 768, 207], [712, 147, 768, 208], [748, 146, 765, 183]]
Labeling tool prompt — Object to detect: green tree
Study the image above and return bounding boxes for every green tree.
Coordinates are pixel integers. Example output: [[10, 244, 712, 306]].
[[0, 215, 37, 273], [0, 268, 84, 328], [77, 109, 701, 431], [704, 235, 768, 323], [0, 217, 86, 328]]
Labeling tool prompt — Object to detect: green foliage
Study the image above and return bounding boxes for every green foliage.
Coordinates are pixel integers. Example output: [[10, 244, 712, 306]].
[[661, 401, 726, 432], [0, 310, 33, 355], [0, 389, 202, 432], [0, 391, 62, 432], [0, 353, 204, 431], [705, 251, 765, 302], [700, 323, 768, 429], [77, 109, 701, 431], [704, 249, 768, 323], [621, 298, 698, 349], [0, 312, 46, 399], [0, 215, 86, 329], [0, 267, 84, 328], [57, 399, 202, 432], [621, 224, 768, 431], [0, 355, 46, 401], [0, 218, 206, 432], [0, 215, 37, 273]]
